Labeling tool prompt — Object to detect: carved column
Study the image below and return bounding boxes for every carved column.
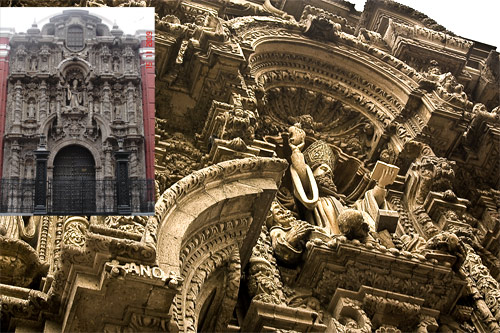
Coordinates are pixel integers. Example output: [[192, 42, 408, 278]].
[[8, 141, 21, 211], [126, 82, 136, 125], [102, 143, 114, 213], [102, 82, 111, 120], [39, 80, 47, 123], [115, 142, 131, 215], [128, 144, 139, 210], [10, 140, 20, 178], [13, 81, 23, 128], [214, 247, 241, 332], [88, 95, 94, 127], [55, 85, 63, 128], [33, 136, 49, 215], [462, 243, 500, 330]]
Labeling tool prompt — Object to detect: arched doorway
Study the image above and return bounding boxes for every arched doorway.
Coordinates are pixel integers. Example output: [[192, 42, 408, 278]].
[[52, 145, 96, 214]]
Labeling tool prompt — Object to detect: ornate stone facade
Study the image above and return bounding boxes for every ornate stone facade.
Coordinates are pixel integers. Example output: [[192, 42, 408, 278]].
[[1, 1, 499, 332], [0, 9, 155, 214]]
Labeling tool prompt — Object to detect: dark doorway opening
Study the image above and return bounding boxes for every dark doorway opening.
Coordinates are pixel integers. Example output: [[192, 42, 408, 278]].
[[52, 145, 96, 214]]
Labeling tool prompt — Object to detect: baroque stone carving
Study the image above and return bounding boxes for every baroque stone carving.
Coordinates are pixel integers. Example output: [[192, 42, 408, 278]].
[[1, 1, 499, 332], [62, 217, 89, 248], [248, 226, 286, 305]]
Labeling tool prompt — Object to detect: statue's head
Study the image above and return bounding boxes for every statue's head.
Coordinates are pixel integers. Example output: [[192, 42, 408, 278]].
[[305, 296, 320, 310], [72, 79, 78, 87], [337, 209, 369, 241], [424, 231, 460, 254], [288, 123, 305, 146], [472, 103, 488, 114], [304, 140, 336, 172], [304, 140, 337, 193]]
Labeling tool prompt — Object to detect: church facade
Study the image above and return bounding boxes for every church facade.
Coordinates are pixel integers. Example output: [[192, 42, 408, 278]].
[[1, 1, 499, 332], [0, 9, 155, 215]]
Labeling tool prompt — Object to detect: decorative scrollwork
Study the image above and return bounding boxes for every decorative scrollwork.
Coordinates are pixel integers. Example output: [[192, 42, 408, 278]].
[[62, 217, 89, 248]]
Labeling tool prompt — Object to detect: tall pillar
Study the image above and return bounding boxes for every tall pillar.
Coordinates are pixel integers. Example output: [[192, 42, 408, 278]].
[[115, 141, 131, 215], [136, 30, 155, 183], [0, 28, 14, 180], [34, 136, 49, 215]]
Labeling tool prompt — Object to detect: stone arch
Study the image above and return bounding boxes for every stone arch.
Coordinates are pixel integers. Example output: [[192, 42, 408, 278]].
[[56, 57, 93, 84], [39, 113, 57, 136], [92, 114, 112, 141], [26, 97, 36, 119], [230, 17, 423, 159], [47, 139, 103, 180], [249, 37, 418, 127], [149, 157, 288, 332], [39, 113, 110, 143]]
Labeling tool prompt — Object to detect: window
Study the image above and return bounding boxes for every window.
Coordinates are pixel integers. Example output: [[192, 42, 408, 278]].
[[67, 26, 84, 50]]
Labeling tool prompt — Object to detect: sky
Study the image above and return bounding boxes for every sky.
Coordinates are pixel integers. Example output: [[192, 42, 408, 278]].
[[350, 0, 499, 48], [0, 7, 154, 35]]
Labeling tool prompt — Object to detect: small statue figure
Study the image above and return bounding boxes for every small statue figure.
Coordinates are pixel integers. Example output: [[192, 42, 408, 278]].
[[113, 58, 120, 72], [30, 56, 38, 71], [27, 99, 36, 118], [125, 57, 133, 72], [103, 58, 110, 72], [114, 102, 122, 120]]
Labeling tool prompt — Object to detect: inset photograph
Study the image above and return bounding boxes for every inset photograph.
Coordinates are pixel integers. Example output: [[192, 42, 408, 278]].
[[0, 7, 155, 215]]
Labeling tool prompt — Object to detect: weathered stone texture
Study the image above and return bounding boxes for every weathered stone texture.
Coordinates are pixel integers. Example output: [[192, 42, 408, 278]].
[[1, 0, 499, 332]]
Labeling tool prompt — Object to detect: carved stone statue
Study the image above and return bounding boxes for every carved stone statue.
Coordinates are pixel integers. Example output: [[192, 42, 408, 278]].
[[30, 56, 38, 71], [288, 124, 315, 204], [290, 137, 344, 234], [27, 99, 36, 118], [114, 102, 122, 120], [102, 57, 110, 72], [67, 79, 83, 108], [286, 126, 400, 240], [113, 58, 120, 72]]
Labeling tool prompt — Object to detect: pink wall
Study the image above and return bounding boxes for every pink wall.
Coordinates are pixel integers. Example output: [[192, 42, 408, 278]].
[[0, 36, 11, 180]]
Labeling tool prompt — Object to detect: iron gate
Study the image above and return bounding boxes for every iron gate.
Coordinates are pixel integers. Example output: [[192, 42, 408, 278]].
[[51, 145, 96, 214]]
